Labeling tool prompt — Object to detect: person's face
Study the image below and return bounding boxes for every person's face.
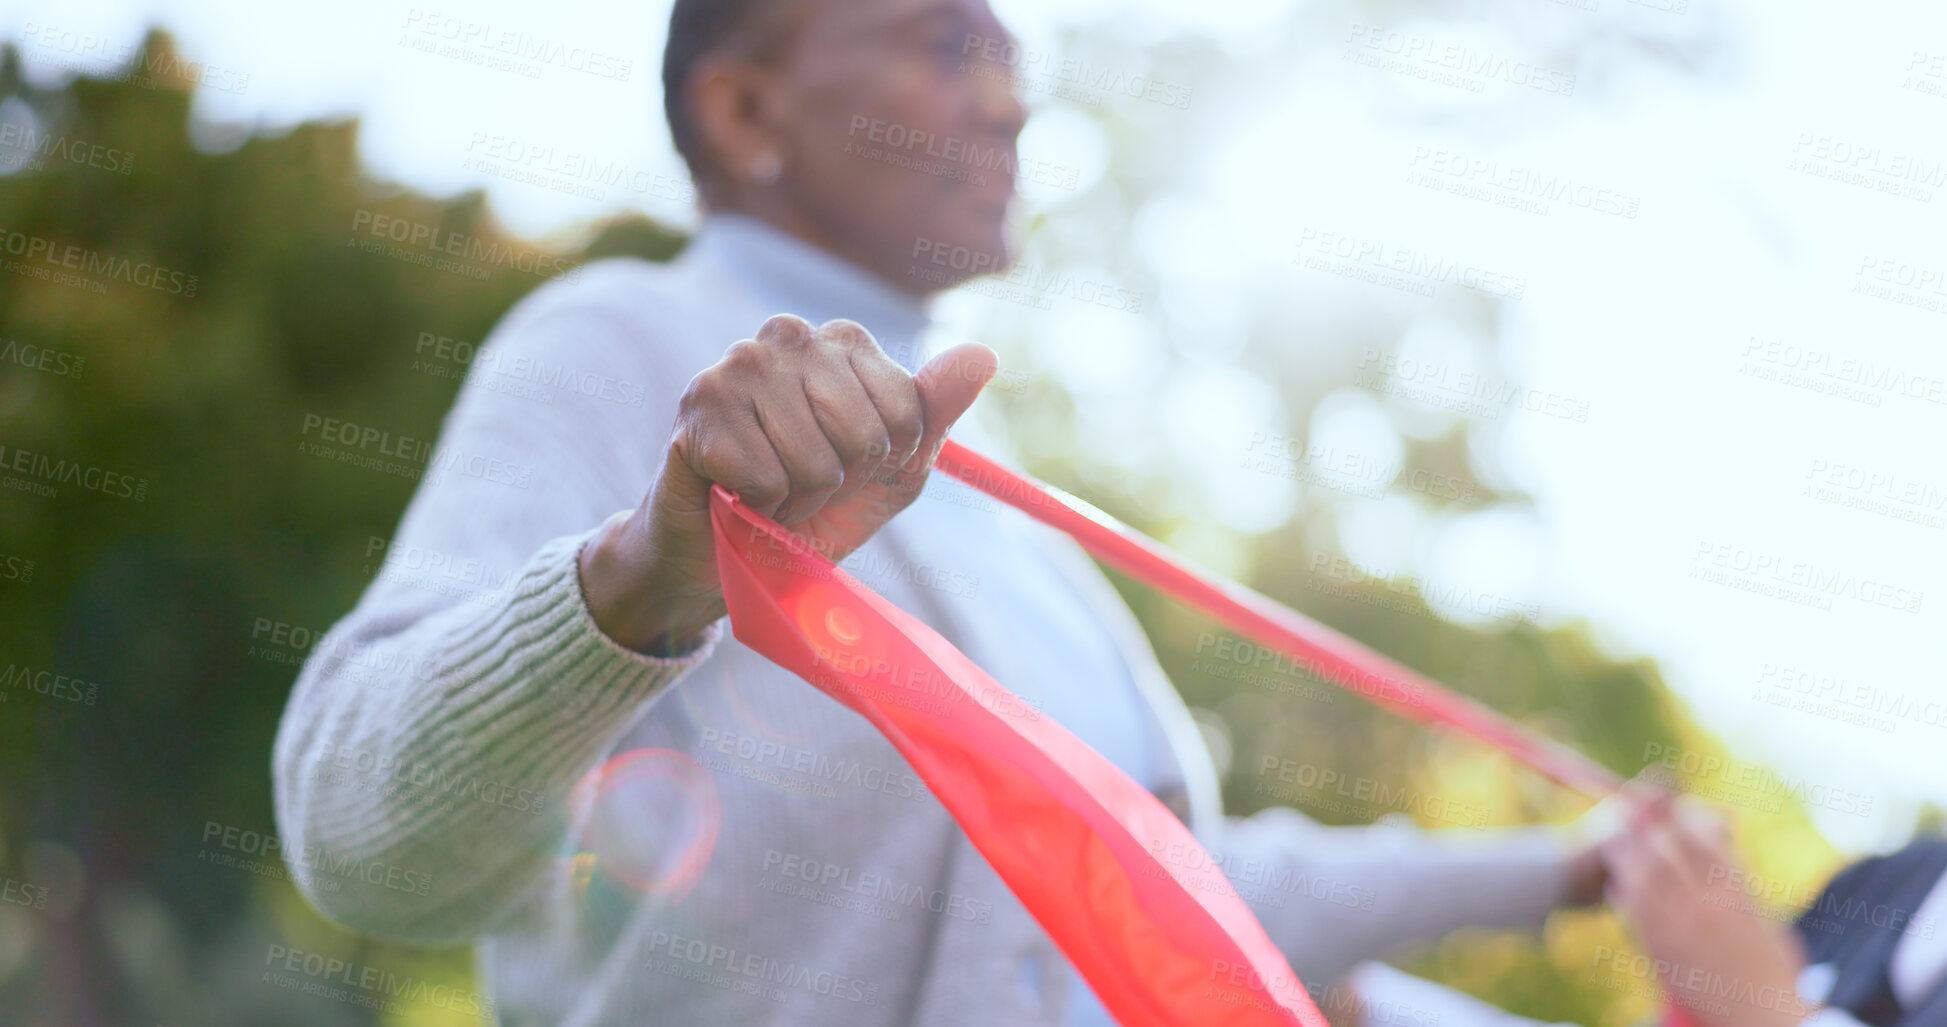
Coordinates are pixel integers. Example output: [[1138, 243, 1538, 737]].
[[760, 0, 1029, 290]]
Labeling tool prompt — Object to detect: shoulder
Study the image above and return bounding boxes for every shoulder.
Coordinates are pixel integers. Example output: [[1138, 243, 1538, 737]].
[[493, 256, 688, 343], [473, 253, 732, 387], [1796, 836, 1947, 955], [1825, 837, 1947, 897]]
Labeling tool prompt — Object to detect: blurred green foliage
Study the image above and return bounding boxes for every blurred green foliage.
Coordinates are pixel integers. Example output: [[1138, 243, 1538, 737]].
[[0, 31, 1842, 1027]]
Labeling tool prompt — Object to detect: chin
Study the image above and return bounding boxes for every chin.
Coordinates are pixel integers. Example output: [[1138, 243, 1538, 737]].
[[902, 205, 1016, 290], [948, 206, 1017, 267]]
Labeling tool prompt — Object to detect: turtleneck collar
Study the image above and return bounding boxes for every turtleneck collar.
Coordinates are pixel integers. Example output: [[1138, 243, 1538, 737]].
[[681, 211, 934, 371]]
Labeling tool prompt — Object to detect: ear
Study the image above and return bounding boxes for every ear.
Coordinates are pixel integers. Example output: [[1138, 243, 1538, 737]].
[[690, 56, 787, 188]]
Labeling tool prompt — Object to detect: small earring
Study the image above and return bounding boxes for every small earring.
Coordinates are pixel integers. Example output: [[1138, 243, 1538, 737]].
[[748, 151, 783, 187]]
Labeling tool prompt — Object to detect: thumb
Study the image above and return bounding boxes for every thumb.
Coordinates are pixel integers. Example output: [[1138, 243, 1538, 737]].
[[906, 343, 998, 470]]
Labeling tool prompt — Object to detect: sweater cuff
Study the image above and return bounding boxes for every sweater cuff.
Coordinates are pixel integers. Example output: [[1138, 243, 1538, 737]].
[[422, 528, 725, 759]]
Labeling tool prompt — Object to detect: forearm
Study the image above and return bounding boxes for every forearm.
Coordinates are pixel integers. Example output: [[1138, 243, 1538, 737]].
[[272, 529, 720, 944], [1218, 807, 1573, 983]]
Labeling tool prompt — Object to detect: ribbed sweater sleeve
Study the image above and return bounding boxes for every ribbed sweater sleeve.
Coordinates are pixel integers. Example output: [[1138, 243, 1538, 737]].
[[271, 267, 721, 944]]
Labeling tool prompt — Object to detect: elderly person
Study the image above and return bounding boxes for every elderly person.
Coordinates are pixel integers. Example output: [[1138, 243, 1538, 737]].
[[273, 0, 1604, 1023]]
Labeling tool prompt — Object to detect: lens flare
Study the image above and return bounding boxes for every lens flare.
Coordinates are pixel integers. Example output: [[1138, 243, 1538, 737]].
[[575, 749, 720, 896]]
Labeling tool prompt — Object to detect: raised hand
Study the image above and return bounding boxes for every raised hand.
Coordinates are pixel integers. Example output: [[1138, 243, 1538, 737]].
[[579, 314, 997, 653]]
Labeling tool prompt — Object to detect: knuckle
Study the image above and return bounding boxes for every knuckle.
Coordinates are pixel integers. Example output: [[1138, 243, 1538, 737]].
[[818, 318, 876, 351], [689, 433, 734, 474], [855, 350, 910, 388], [807, 391, 870, 441], [739, 472, 789, 506], [803, 461, 844, 494], [677, 369, 720, 412], [886, 404, 923, 445], [722, 338, 769, 371], [757, 314, 814, 347]]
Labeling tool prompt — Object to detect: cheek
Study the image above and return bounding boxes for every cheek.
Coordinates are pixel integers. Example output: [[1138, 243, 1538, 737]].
[[797, 69, 969, 168]]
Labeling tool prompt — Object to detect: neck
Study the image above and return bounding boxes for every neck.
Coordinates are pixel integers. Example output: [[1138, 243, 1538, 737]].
[[709, 194, 936, 301], [684, 207, 937, 371]]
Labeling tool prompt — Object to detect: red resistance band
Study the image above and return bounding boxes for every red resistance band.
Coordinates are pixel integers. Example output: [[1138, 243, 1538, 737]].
[[708, 441, 1644, 1027], [932, 442, 1623, 802]]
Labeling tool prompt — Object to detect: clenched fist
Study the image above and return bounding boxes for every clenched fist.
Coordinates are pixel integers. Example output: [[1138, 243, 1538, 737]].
[[579, 314, 998, 653]]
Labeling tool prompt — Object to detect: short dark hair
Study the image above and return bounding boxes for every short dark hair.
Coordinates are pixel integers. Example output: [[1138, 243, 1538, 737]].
[[662, 0, 788, 182]]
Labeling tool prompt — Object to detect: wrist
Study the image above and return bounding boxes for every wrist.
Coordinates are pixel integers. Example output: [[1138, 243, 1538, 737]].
[[578, 512, 724, 655], [1564, 841, 1606, 906]]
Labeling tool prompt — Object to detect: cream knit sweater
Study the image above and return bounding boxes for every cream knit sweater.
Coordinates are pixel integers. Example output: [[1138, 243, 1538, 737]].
[[273, 214, 1577, 1026]]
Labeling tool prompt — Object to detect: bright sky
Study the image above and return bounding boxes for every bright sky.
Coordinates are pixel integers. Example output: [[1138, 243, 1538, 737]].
[[10, 0, 1946, 855]]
